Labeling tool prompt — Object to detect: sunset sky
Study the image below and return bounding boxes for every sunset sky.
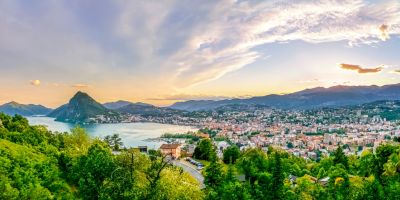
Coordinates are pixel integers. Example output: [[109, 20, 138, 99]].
[[1, 0, 400, 108]]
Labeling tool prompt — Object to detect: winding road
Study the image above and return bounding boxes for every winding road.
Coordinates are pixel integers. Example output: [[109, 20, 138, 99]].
[[173, 160, 205, 189]]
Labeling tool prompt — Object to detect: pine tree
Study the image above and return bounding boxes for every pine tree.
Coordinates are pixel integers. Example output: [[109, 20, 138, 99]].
[[272, 152, 284, 200], [225, 164, 237, 183], [333, 145, 349, 169], [204, 158, 225, 189]]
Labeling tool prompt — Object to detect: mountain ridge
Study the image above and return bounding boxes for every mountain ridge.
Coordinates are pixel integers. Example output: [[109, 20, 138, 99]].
[[169, 83, 400, 111], [47, 91, 120, 123], [103, 100, 153, 110], [0, 101, 52, 116]]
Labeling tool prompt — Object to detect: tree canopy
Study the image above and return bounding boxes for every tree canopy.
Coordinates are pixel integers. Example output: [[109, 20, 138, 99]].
[[1, 113, 400, 200]]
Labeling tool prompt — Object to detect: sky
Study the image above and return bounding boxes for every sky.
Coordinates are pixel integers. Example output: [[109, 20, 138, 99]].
[[0, 0, 400, 108]]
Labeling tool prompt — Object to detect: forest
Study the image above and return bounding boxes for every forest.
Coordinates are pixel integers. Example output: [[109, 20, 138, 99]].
[[1, 113, 400, 199]]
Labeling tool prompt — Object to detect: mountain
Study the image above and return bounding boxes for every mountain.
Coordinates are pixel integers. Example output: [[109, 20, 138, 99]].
[[0, 101, 52, 116], [48, 91, 120, 123], [103, 100, 132, 110], [170, 83, 400, 111], [116, 102, 183, 117]]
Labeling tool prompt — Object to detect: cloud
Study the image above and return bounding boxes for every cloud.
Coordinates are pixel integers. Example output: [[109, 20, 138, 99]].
[[298, 79, 321, 84], [30, 80, 41, 86], [1, 0, 400, 92], [390, 69, 400, 74], [164, 0, 400, 87], [379, 24, 390, 41], [71, 83, 90, 88], [339, 63, 384, 74]]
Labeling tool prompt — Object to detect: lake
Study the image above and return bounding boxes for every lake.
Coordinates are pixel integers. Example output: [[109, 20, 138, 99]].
[[27, 117, 197, 149]]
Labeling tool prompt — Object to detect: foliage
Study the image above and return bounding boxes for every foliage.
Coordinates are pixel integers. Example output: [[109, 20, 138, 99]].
[[236, 148, 268, 183], [193, 139, 215, 161], [104, 133, 123, 151], [223, 145, 240, 164], [199, 128, 218, 138], [2, 113, 400, 200], [333, 145, 349, 169], [204, 159, 225, 189], [0, 113, 203, 200], [0, 139, 73, 199], [72, 142, 116, 199]]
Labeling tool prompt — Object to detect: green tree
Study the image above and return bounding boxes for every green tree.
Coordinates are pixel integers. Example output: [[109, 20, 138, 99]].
[[193, 139, 214, 161], [223, 145, 240, 164], [375, 144, 396, 182], [72, 143, 116, 199], [328, 166, 350, 199], [64, 126, 91, 157], [271, 152, 284, 199], [104, 134, 123, 151], [204, 159, 225, 189], [333, 145, 349, 169], [237, 148, 268, 184]]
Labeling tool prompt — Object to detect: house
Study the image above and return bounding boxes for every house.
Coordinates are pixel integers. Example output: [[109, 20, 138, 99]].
[[138, 146, 148, 153], [160, 144, 181, 159], [319, 177, 330, 186], [196, 132, 210, 139]]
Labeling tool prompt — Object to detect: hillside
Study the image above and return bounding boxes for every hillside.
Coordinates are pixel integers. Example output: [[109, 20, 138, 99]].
[[0, 113, 203, 199], [0, 101, 52, 116], [170, 84, 400, 111], [353, 100, 400, 121], [47, 91, 120, 123], [103, 100, 133, 110], [116, 102, 183, 117]]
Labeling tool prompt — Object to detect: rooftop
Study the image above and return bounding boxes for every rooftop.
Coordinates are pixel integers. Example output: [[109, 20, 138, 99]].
[[160, 144, 180, 149]]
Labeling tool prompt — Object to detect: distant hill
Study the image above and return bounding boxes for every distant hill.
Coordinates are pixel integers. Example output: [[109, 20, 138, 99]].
[[48, 91, 119, 123], [170, 83, 400, 111], [103, 100, 133, 110], [116, 102, 183, 117], [0, 101, 52, 116], [353, 100, 400, 121]]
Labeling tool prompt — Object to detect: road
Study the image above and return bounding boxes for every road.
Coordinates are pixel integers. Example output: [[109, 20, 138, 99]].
[[173, 160, 205, 189]]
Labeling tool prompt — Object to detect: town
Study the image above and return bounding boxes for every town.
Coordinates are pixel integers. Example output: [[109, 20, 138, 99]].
[[153, 101, 400, 161]]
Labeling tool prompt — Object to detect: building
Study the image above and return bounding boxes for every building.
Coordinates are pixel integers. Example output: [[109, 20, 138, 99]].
[[138, 146, 148, 153], [160, 144, 181, 158], [196, 132, 210, 139]]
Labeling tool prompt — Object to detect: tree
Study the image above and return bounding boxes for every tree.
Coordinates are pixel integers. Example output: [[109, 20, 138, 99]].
[[204, 159, 225, 189], [294, 175, 325, 200], [328, 166, 350, 199], [150, 168, 204, 200], [271, 152, 284, 199], [72, 143, 116, 199], [64, 126, 91, 157], [383, 151, 400, 177], [104, 134, 123, 151], [217, 181, 252, 200], [0, 139, 73, 199], [225, 164, 237, 183], [223, 145, 240, 164], [193, 139, 214, 161], [237, 148, 268, 184], [375, 144, 396, 181], [8, 115, 29, 133], [333, 145, 349, 169], [252, 172, 273, 199], [359, 150, 376, 177]]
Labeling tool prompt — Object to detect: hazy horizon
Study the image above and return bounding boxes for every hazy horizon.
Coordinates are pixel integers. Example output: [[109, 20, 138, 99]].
[[2, 82, 400, 109], [1, 0, 400, 107]]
